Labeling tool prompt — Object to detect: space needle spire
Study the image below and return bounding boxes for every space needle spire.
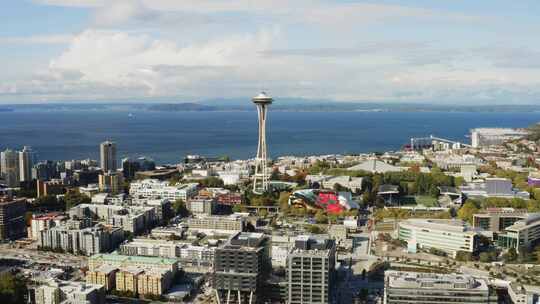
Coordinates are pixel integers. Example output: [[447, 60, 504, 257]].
[[252, 92, 273, 194]]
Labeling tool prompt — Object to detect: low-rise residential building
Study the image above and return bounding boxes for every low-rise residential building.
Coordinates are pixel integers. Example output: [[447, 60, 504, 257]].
[[130, 179, 198, 201], [131, 198, 171, 225], [137, 269, 173, 296], [69, 203, 157, 234], [86, 265, 174, 296], [88, 253, 179, 275], [398, 219, 478, 257], [115, 267, 143, 294], [186, 198, 216, 215], [35, 279, 106, 304], [119, 238, 179, 258], [38, 224, 124, 256], [119, 238, 216, 267], [150, 226, 185, 239], [86, 265, 117, 291], [30, 213, 65, 240], [187, 214, 245, 234], [384, 271, 496, 304]]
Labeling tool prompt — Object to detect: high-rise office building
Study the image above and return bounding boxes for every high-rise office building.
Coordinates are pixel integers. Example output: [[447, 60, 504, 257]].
[[19, 146, 36, 182], [100, 141, 117, 173], [213, 232, 270, 304], [1, 149, 20, 187], [0, 197, 27, 240], [122, 157, 156, 180], [33, 160, 59, 181], [287, 235, 336, 304]]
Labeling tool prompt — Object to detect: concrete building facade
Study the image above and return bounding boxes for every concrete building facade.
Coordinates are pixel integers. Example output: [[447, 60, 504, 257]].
[[0, 198, 27, 240], [213, 232, 270, 304], [287, 235, 336, 304], [384, 271, 496, 304]]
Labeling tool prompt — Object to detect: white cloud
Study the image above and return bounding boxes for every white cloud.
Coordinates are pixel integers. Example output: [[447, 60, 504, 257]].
[[4, 1, 538, 103], [0, 34, 74, 45]]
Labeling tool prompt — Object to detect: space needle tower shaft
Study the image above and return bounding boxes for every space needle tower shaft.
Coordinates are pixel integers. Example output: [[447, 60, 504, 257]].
[[252, 92, 273, 194]]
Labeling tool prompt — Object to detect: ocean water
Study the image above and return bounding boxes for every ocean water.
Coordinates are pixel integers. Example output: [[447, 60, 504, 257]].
[[0, 110, 539, 164]]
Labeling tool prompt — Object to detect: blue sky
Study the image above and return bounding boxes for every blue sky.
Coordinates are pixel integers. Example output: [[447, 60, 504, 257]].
[[2, 0, 540, 104]]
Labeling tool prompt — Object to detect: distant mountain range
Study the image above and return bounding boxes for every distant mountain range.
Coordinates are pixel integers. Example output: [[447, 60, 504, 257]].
[[1, 99, 540, 113]]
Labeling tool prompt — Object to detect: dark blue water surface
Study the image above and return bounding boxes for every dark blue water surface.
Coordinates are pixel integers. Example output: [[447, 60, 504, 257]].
[[0, 110, 538, 164]]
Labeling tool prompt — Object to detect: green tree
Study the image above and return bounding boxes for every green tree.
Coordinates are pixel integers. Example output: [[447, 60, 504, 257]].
[[455, 251, 473, 262], [357, 288, 369, 304], [305, 224, 324, 234], [172, 199, 190, 217], [199, 177, 224, 188], [63, 191, 91, 210], [35, 195, 62, 210], [0, 273, 27, 304], [457, 200, 480, 223], [333, 183, 348, 192], [503, 247, 518, 262], [258, 209, 268, 218], [454, 176, 465, 187], [328, 213, 338, 224], [314, 211, 328, 224], [232, 204, 247, 213], [428, 185, 440, 198], [278, 192, 291, 213], [479, 252, 494, 263]]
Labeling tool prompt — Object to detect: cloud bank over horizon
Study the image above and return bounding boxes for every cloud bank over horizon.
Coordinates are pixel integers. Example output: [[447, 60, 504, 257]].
[[2, 0, 540, 104]]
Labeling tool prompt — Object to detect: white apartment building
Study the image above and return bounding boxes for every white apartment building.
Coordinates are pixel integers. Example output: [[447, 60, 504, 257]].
[[187, 214, 245, 234], [38, 224, 124, 256], [118, 238, 215, 267], [30, 213, 65, 240], [130, 179, 198, 201], [119, 238, 180, 258], [69, 203, 157, 234]]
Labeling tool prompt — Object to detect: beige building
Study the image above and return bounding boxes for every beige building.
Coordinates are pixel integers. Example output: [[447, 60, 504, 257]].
[[115, 267, 143, 294], [86, 265, 173, 296], [137, 269, 173, 296], [98, 172, 123, 194], [187, 214, 245, 233], [35, 279, 105, 304], [86, 265, 118, 291]]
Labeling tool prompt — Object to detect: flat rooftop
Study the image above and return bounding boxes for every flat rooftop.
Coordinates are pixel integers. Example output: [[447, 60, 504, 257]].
[[386, 270, 488, 291], [400, 218, 475, 234], [224, 232, 267, 249]]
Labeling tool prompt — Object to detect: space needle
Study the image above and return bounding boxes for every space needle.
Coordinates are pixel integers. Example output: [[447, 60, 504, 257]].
[[252, 92, 273, 194]]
